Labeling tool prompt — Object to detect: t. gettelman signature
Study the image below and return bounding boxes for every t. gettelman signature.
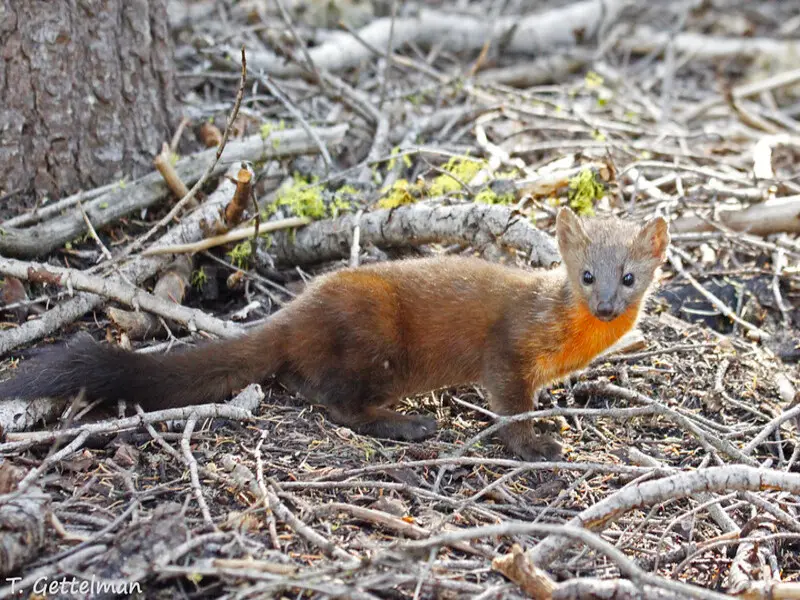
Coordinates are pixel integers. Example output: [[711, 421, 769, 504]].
[[4, 575, 142, 596]]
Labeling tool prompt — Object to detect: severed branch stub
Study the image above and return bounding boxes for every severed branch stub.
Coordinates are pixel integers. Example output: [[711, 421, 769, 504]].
[[492, 544, 557, 600], [154, 143, 191, 202], [106, 255, 194, 340], [223, 164, 255, 229]]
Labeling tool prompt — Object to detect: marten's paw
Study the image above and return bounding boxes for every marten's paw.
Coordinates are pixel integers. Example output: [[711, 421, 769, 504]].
[[347, 409, 438, 442], [388, 415, 438, 442], [499, 422, 563, 462]]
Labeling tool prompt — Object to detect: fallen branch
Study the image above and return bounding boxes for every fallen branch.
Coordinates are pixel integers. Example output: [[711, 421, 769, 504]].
[[527, 466, 800, 569], [621, 26, 800, 62], [0, 485, 50, 576], [0, 124, 348, 259], [1, 180, 123, 229], [1, 403, 252, 445], [399, 522, 731, 600], [477, 53, 590, 88], [735, 582, 800, 600], [552, 579, 679, 599], [742, 404, 800, 456], [264, 484, 354, 563], [0, 167, 235, 357], [267, 203, 560, 267], [0, 396, 68, 437], [0, 256, 243, 339], [725, 518, 780, 597], [154, 144, 191, 201], [671, 195, 800, 236], [311, 502, 483, 557], [248, 0, 627, 77]]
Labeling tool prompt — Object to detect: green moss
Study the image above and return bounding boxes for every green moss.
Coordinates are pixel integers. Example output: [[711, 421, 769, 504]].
[[275, 174, 326, 219], [266, 175, 356, 220], [428, 156, 485, 197], [191, 268, 208, 289], [475, 187, 515, 205], [330, 196, 351, 218], [377, 179, 419, 209], [227, 242, 252, 270], [260, 123, 273, 140], [336, 184, 360, 199], [567, 169, 604, 216]]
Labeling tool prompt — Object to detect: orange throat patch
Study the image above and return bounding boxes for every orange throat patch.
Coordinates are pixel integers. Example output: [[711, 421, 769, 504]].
[[535, 301, 640, 383]]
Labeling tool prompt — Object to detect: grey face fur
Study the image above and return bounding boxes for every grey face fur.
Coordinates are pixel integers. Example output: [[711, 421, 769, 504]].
[[556, 208, 670, 321]]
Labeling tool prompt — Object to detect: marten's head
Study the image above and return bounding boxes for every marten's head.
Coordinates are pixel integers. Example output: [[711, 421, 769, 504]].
[[556, 207, 670, 322]]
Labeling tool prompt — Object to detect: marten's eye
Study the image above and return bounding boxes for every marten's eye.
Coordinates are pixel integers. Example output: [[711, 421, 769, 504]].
[[622, 273, 635, 287], [582, 271, 595, 285]]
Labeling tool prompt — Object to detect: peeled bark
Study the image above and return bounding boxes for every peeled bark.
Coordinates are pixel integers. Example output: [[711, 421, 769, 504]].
[[0, 0, 176, 218]]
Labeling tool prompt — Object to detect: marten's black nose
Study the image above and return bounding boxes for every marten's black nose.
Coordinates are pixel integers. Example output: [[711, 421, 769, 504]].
[[596, 302, 614, 319]]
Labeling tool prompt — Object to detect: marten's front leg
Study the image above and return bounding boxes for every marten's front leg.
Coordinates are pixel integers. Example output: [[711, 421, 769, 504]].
[[482, 353, 563, 462]]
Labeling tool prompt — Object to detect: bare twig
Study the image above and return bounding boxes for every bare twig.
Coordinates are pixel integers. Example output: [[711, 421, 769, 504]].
[[180, 415, 217, 530]]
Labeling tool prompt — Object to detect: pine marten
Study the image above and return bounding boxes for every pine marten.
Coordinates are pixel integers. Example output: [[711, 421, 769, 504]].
[[0, 208, 669, 460]]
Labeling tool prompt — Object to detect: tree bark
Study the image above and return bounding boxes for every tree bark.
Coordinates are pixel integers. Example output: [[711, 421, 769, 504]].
[[0, 0, 176, 218]]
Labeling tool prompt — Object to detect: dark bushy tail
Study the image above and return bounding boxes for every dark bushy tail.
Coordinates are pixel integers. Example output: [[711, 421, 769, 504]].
[[0, 325, 283, 410]]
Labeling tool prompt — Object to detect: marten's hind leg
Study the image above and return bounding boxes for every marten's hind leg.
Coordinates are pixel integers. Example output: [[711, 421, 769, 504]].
[[327, 404, 437, 442], [279, 371, 437, 442]]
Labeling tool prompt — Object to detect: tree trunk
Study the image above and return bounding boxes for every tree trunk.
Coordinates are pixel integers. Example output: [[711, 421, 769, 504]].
[[0, 0, 176, 219]]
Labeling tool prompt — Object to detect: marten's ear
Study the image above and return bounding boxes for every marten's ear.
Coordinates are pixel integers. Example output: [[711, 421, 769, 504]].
[[636, 216, 670, 263], [556, 207, 590, 253]]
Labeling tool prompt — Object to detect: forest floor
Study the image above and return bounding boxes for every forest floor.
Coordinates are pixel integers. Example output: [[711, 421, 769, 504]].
[[1, 0, 800, 599]]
